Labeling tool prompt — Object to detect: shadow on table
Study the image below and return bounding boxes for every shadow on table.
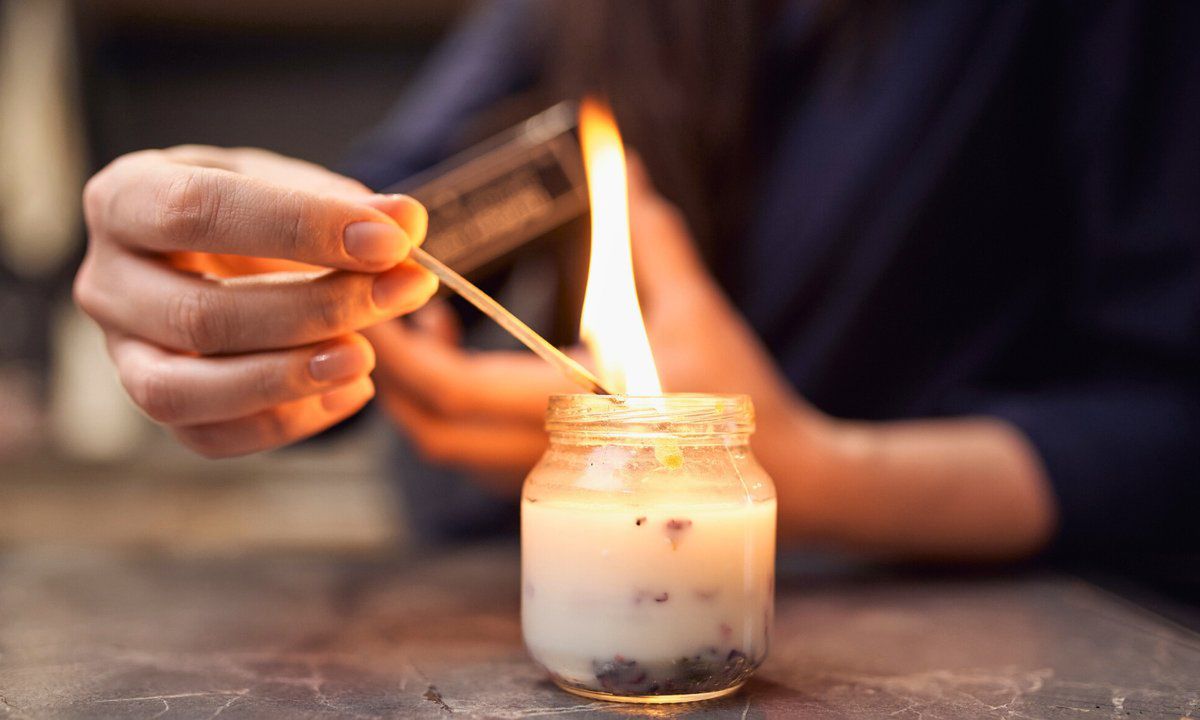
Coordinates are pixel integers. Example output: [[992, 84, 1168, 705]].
[[775, 550, 1045, 592]]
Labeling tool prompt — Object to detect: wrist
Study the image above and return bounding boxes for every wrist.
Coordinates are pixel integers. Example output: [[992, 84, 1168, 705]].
[[757, 401, 867, 546]]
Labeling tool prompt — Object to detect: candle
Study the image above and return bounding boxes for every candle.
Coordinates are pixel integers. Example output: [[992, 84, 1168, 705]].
[[521, 394, 777, 703], [519, 101, 775, 703]]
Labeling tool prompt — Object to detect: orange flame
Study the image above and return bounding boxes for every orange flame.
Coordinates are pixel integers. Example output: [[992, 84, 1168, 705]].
[[578, 98, 662, 396]]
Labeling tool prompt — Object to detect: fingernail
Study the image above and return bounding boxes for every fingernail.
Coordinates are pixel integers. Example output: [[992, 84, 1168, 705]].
[[309, 342, 368, 384], [321, 379, 372, 414], [344, 222, 409, 265]]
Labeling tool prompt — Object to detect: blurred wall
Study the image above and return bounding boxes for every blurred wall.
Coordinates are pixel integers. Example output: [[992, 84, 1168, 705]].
[[78, 0, 468, 169]]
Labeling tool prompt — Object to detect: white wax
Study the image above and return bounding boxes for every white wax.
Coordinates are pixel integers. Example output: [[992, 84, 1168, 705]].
[[522, 497, 776, 688]]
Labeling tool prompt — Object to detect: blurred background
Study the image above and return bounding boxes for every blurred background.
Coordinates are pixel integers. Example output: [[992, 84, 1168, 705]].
[[0, 0, 468, 553]]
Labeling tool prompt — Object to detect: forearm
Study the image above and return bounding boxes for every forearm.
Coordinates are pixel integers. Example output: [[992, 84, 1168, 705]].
[[766, 411, 1058, 561]]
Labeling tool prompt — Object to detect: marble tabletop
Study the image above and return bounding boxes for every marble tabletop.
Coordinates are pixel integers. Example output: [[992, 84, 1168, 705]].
[[0, 543, 1196, 719]]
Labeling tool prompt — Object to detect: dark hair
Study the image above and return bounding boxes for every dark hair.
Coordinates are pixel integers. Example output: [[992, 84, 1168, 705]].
[[543, 0, 895, 284], [546, 1, 770, 261]]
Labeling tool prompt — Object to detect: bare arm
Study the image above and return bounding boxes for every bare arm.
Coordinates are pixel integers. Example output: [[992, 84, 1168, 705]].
[[763, 410, 1057, 561]]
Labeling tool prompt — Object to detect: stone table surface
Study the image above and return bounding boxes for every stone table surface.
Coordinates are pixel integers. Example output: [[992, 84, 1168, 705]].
[[0, 543, 1197, 719]]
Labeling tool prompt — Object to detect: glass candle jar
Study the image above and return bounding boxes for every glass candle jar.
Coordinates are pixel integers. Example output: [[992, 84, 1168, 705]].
[[521, 393, 776, 704]]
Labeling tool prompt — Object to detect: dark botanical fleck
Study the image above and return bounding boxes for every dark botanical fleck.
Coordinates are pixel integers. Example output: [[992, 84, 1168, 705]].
[[593, 656, 654, 695], [635, 516, 647, 526], [583, 646, 760, 697], [664, 518, 694, 550], [633, 590, 670, 605]]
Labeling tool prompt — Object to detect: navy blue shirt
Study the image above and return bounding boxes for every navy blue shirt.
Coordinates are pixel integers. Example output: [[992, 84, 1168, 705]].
[[348, 0, 1200, 556]]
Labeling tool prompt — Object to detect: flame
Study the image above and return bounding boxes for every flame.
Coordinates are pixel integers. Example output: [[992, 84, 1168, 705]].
[[578, 98, 662, 396]]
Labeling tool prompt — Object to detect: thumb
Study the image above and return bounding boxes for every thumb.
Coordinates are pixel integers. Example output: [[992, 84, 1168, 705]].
[[355, 193, 430, 250], [626, 155, 717, 308]]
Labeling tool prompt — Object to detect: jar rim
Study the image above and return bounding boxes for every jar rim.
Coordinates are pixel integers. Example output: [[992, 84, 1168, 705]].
[[545, 393, 755, 437]]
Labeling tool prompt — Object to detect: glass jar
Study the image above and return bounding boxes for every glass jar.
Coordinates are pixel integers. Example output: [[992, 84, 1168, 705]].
[[521, 393, 776, 704]]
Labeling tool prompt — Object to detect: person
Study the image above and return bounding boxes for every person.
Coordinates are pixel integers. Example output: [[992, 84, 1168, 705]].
[[75, 1, 1199, 563]]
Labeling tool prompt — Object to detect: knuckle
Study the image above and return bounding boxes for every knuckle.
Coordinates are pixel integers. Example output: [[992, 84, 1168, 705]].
[[167, 289, 232, 355], [169, 143, 220, 157], [158, 169, 221, 246], [392, 410, 444, 462], [412, 431, 452, 464], [304, 278, 369, 338], [430, 385, 470, 418], [125, 361, 184, 424], [659, 202, 688, 230], [173, 427, 227, 459], [312, 278, 358, 333], [254, 406, 292, 445], [251, 361, 289, 403], [193, 445, 229, 460], [72, 255, 102, 319], [641, 200, 690, 241], [81, 172, 111, 229], [279, 190, 321, 257]]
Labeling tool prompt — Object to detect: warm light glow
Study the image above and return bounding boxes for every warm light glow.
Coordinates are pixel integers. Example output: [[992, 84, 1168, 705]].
[[578, 98, 662, 395]]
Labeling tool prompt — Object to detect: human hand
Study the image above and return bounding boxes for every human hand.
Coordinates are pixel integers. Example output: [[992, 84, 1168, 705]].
[[366, 159, 819, 490], [74, 146, 438, 457]]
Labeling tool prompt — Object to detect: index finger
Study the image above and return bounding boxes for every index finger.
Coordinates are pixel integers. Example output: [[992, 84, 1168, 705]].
[[85, 152, 427, 272]]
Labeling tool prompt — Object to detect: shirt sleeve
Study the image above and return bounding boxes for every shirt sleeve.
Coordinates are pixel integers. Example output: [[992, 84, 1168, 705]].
[[976, 384, 1199, 554], [954, 1, 1200, 554]]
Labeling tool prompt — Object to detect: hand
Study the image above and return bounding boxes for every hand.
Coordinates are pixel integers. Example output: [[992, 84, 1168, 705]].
[[74, 146, 438, 457], [366, 159, 820, 491]]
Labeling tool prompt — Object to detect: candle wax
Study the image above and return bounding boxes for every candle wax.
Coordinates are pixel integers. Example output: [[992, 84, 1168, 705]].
[[522, 495, 775, 696]]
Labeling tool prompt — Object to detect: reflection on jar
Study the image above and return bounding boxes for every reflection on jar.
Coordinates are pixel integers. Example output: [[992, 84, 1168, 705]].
[[521, 394, 776, 704]]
